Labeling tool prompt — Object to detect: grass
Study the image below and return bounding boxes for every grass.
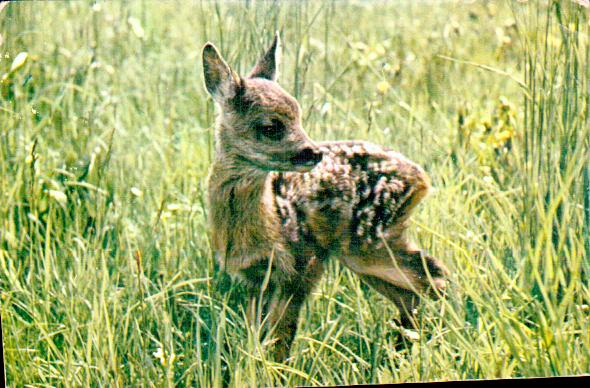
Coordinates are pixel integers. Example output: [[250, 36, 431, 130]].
[[1, 0, 589, 386]]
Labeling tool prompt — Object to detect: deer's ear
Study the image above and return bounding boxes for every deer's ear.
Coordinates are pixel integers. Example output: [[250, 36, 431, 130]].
[[202, 43, 241, 102], [248, 32, 281, 81]]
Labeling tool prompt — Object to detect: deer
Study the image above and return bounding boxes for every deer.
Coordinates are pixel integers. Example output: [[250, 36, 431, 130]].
[[202, 33, 449, 362]]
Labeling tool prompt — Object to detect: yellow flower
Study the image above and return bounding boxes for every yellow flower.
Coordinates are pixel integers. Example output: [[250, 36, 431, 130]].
[[490, 129, 514, 148], [375, 44, 386, 56], [376, 80, 390, 95], [496, 130, 513, 143]]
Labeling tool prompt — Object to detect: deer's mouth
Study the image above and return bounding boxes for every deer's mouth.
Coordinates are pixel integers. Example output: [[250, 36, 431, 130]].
[[289, 147, 323, 169], [239, 148, 323, 172]]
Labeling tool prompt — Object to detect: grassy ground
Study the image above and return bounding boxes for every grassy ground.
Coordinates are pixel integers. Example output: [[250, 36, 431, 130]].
[[1, 0, 589, 386]]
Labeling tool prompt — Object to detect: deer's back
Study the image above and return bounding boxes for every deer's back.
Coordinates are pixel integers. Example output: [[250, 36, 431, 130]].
[[271, 141, 431, 259]]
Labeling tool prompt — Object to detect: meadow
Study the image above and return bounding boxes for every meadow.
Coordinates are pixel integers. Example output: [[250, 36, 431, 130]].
[[1, 0, 589, 386]]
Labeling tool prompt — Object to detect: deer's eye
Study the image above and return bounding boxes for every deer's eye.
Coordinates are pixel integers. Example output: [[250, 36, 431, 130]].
[[255, 119, 286, 141]]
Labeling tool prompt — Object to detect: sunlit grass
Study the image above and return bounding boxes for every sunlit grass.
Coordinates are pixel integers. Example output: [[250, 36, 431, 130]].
[[1, 0, 589, 386]]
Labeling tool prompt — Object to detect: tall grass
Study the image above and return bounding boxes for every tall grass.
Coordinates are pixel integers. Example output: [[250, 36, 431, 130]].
[[0, 1, 588, 386]]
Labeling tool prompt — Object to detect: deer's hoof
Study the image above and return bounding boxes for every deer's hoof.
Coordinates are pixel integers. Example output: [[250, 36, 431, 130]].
[[429, 277, 448, 299]]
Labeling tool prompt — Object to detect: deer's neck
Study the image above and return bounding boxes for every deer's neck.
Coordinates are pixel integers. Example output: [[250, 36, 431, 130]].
[[208, 154, 281, 272]]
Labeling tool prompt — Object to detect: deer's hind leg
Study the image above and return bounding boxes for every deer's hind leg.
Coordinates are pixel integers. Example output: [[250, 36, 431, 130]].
[[340, 241, 448, 328], [358, 274, 420, 328]]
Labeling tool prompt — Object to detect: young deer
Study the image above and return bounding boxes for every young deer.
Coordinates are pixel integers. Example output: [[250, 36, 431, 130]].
[[203, 33, 449, 361]]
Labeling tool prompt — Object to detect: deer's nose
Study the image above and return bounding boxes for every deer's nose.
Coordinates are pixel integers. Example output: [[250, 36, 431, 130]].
[[290, 147, 323, 167]]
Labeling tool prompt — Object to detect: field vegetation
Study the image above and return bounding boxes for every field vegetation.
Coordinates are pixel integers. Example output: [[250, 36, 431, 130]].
[[1, 0, 589, 386]]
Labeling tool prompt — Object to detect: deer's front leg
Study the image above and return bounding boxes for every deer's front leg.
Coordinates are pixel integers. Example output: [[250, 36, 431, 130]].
[[265, 256, 324, 362], [240, 259, 276, 328]]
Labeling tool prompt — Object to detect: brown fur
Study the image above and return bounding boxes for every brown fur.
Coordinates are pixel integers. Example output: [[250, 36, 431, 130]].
[[203, 33, 449, 361]]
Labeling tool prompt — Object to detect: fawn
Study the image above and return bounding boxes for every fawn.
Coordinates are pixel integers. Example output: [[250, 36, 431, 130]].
[[202, 33, 449, 361]]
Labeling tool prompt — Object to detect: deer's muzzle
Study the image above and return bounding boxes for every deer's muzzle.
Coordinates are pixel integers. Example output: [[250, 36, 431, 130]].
[[290, 147, 323, 168]]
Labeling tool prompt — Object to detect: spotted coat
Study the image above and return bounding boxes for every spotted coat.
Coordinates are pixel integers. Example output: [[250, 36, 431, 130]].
[[271, 140, 431, 262]]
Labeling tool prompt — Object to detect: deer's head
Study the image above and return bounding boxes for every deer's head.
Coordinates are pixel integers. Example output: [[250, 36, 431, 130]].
[[202, 33, 322, 172]]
